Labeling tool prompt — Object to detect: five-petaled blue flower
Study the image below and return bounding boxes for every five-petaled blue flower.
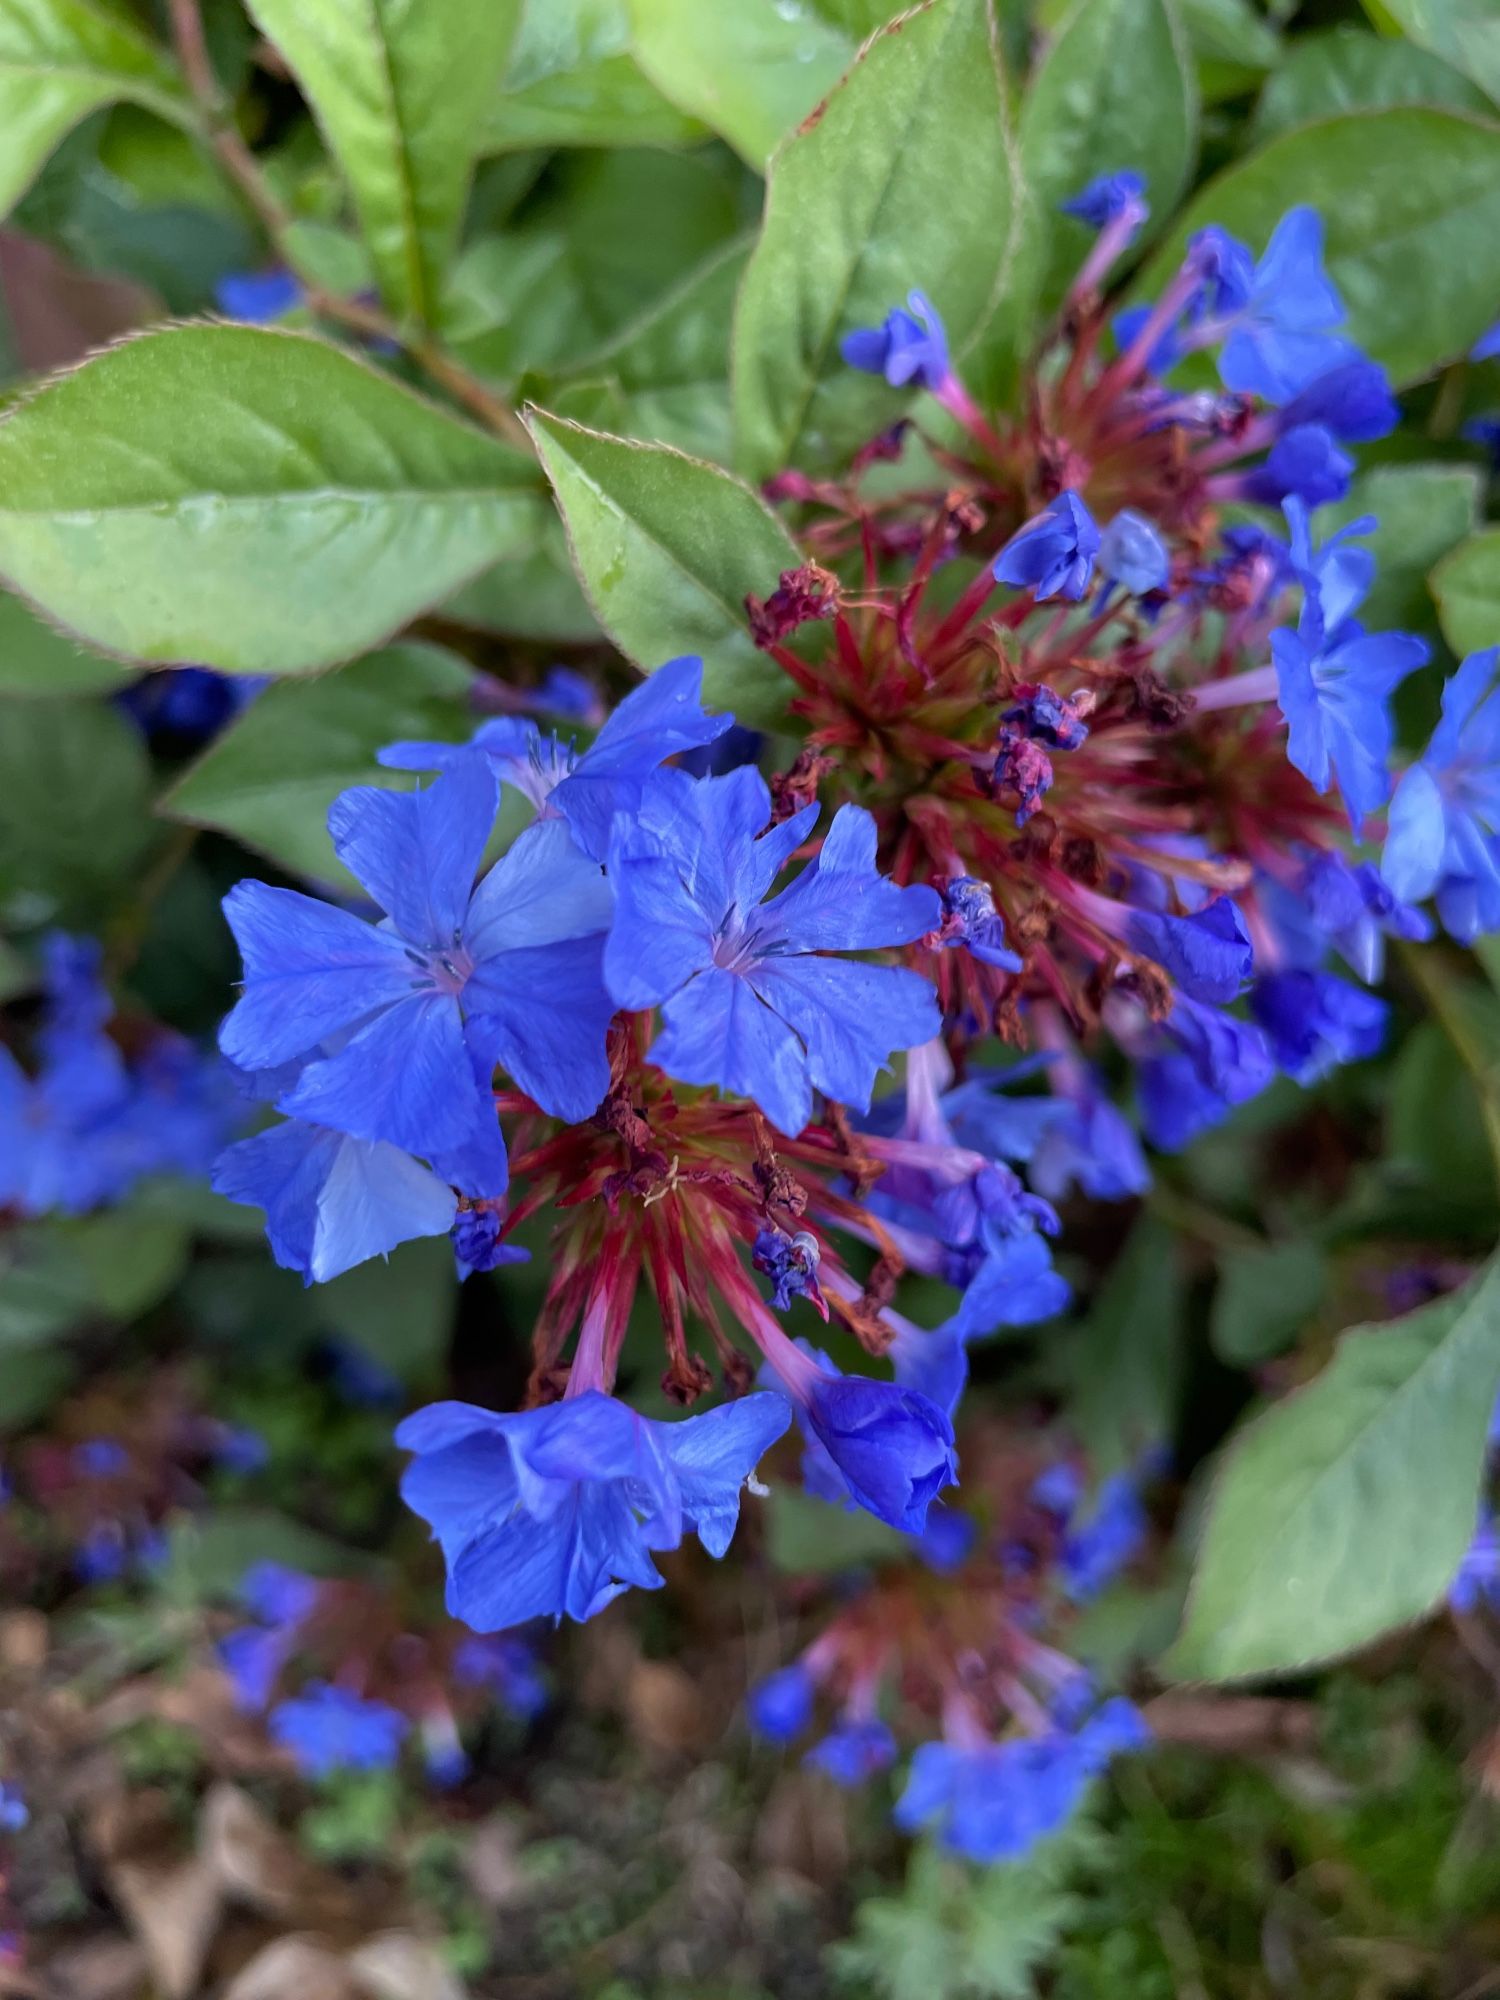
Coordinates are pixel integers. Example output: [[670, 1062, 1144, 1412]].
[[269, 1682, 409, 1778], [840, 290, 950, 391], [219, 761, 617, 1170], [994, 492, 1101, 602], [1208, 207, 1351, 403], [605, 766, 940, 1137], [1382, 649, 1500, 942], [397, 1390, 791, 1632], [379, 654, 730, 862]]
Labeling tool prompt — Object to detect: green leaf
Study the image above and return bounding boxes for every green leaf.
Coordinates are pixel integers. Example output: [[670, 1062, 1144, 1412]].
[[316, 1235, 456, 1381], [1360, 0, 1500, 109], [562, 234, 751, 461], [1018, 0, 1196, 314], [443, 517, 599, 641], [161, 643, 475, 887], [166, 1509, 368, 1596], [1326, 464, 1480, 637], [0, 0, 192, 221], [0, 1226, 99, 1349], [0, 694, 151, 920], [63, 1201, 190, 1320], [1211, 1240, 1327, 1366], [628, 0, 892, 170], [527, 407, 801, 726], [0, 325, 545, 675], [768, 1487, 907, 1572], [0, 586, 131, 696], [244, 0, 522, 324], [1132, 110, 1500, 387], [1064, 1215, 1185, 1475], [1252, 27, 1491, 144], [1431, 528, 1500, 659], [732, 0, 1020, 481], [1388, 1019, 1497, 1196], [1175, 0, 1279, 101], [484, 0, 706, 151], [1166, 1258, 1500, 1681]]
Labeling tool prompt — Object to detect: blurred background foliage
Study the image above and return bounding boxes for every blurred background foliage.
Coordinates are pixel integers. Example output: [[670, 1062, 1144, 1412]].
[[3, 0, 1500, 1994]]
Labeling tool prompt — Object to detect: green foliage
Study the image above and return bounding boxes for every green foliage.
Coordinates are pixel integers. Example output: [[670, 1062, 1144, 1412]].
[[628, 0, 893, 170], [0, 581, 131, 696], [161, 642, 476, 887], [0, 0, 192, 222], [732, 0, 1019, 480], [0, 692, 151, 920], [1327, 464, 1481, 640], [1210, 1238, 1327, 1366], [1134, 108, 1500, 385], [831, 1834, 1091, 2000], [242, 0, 522, 325], [1360, 0, 1500, 109], [1168, 1257, 1500, 1681], [0, 326, 545, 674], [1018, 0, 1197, 314], [1059, 1216, 1186, 1476], [1431, 527, 1500, 660], [527, 407, 800, 724], [484, 0, 706, 152], [1251, 26, 1492, 143]]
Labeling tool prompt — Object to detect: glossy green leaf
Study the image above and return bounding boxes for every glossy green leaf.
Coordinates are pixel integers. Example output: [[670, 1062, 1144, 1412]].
[[1252, 27, 1491, 143], [161, 643, 475, 887], [628, 0, 892, 169], [1211, 1240, 1327, 1366], [564, 235, 752, 460], [0, 694, 151, 919], [0, 0, 192, 221], [1133, 110, 1500, 387], [1360, 0, 1500, 109], [244, 0, 522, 323], [1176, 0, 1278, 101], [1431, 528, 1500, 659], [527, 408, 800, 727], [0, 325, 545, 675], [0, 586, 131, 696], [484, 0, 705, 151], [732, 0, 1019, 481], [1018, 0, 1196, 313], [443, 519, 599, 642], [1167, 1258, 1500, 1681], [1326, 464, 1480, 636]]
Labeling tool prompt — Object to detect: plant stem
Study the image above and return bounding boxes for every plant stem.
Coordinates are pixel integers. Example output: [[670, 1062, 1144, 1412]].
[[165, 0, 530, 451]]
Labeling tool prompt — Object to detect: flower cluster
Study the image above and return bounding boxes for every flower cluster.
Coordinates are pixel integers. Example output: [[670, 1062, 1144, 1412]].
[[209, 176, 1500, 1791], [749, 1433, 1155, 1863], [0, 934, 238, 1219], [218, 1559, 548, 1785]]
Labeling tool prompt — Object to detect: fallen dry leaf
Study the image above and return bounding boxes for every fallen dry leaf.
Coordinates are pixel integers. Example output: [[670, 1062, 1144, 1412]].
[[105, 1849, 222, 2000], [221, 1938, 359, 2000], [348, 1933, 468, 2000], [199, 1784, 303, 1919]]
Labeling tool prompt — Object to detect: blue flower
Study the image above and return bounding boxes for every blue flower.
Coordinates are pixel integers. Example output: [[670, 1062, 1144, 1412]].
[[753, 1227, 825, 1313], [1126, 897, 1253, 1005], [397, 1390, 791, 1632], [939, 877, 1023, 971], [1451, 1512, 1500, 1614], [216, 1425, 270, 1475], [1138, 998, 1275, 1151], [774, 1348, 957, 1534], [1211, 207, 1351, 403], [1061, 1473, 1149, 1600], [219, 762, 617, 1158], [0, 1784, 27, 1834], [1061, 170, 1147, 232], [269, 1682, 408, 1778], [909, 1501, 976, 1573], [1272, 576, 1429, 836], [452, 1205, 530, 1279], [947, 1226, 1072, 1343], [73, 1439, 128, 1478], [893, 1735, 1089, 1863], [213, 1120, 459, 1285], [1277, 358, 1397, 443], [605, 767, 940, 1137], [1298, 852, 1430, 983], [220, 1627, 288, 1712], [748, 1663, 816, 1743], [840, 291, 950, 391], [1383, 649, 1500, 942], [240, 1561, 320, 1628], [805, 1717, 897, 1787], [1026, 1092, 1150, 1204], [379, 655, 730, 862], [452, 1635, 549, 1720], [326, 1341, 403, 1409], [1098, 510, 1169, 596], [215, 268, 303, 322], [1243, 424, 1353, 509], [993, 492, 1101, 602], [1111, 302, 1184, 378], [1472, 322, 1500, 363], [1249, 971, 1387, 1083]]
